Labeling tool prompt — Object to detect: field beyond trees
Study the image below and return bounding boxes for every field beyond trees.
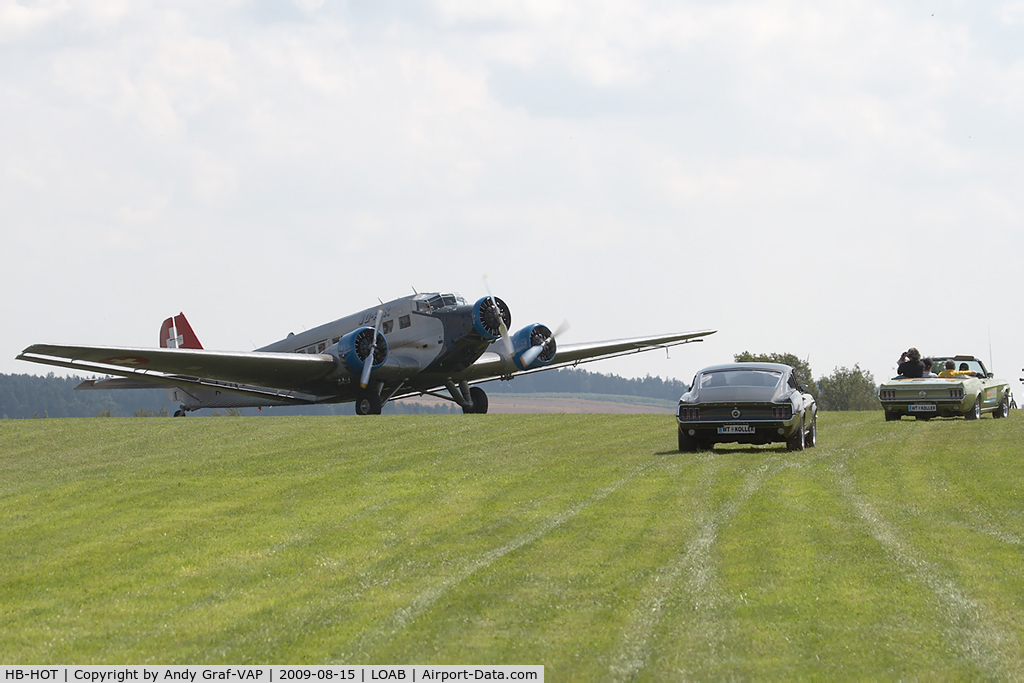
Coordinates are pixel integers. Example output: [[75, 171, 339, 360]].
[[1, 412, 1022, 677]]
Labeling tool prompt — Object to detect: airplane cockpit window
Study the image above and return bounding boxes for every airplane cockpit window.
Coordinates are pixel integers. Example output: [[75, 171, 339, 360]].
[[415, 292, 467, 312]]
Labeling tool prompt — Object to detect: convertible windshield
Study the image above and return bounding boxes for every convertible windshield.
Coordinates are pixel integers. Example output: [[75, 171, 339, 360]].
[[699, 369, 783, 389]]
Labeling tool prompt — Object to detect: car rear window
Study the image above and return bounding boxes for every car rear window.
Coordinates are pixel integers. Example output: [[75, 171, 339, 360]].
[[699, 370, 783, 389]]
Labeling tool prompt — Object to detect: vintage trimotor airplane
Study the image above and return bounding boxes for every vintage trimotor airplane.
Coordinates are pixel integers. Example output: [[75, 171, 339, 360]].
[[17, 288, 715, 416]]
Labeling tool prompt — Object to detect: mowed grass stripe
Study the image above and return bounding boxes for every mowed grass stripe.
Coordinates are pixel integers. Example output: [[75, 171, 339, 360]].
[[1, 413, 1023, 678], [339, 458, 658, 661]]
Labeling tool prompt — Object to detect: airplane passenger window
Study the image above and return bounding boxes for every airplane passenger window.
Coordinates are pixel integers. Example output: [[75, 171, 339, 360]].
[[399, 315, 411, 329], [383, 320, 394, 334]]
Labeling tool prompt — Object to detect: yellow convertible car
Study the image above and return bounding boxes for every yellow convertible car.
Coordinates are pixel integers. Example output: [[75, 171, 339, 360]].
[[878, 355, 1012, 421]]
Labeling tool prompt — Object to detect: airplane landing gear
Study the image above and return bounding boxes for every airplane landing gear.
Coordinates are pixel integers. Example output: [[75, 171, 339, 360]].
[[446, 380, 489, 414], [462, 386, 489, 414], [174, 408, 186, 417], [355, 388, 383, 415]]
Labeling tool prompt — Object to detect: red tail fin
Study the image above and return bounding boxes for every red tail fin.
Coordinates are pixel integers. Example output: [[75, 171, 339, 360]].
[[159, 313, 204, 349]]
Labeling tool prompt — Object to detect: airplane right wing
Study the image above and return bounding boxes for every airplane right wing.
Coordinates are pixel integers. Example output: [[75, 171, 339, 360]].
[[457, 329, 716, 381], [549, 330, 716, 366]]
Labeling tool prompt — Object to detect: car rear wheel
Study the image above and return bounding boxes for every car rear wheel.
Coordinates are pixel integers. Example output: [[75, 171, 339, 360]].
[[678, 429, 699, 453], [786, 415, 805, 451], [994, 394, 1009, 419], [965, 396, 981, 421]]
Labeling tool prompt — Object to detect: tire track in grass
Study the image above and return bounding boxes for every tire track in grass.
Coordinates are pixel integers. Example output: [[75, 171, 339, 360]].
[[608, 446, 840, 680], [609, 451, 782, 679], [832, 452, 1021, 678], [339, 461, 658, 661]]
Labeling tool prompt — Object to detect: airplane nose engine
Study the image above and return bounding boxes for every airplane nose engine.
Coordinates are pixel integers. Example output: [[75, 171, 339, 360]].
[[329, 326, 389, 376], [472, 296, 512, 341], [511, 324, 556, 370]]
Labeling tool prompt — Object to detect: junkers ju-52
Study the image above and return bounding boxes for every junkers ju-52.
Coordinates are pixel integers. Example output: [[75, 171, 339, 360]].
[[18, 287, 714, 416]]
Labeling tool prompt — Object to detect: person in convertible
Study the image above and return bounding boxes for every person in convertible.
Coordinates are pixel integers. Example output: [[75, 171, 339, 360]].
[[938, 360, 978, 378], [897, 348, 925, 378]]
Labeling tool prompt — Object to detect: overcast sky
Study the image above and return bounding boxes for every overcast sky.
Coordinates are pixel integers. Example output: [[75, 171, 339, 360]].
[[3, 0, 1023, 396]]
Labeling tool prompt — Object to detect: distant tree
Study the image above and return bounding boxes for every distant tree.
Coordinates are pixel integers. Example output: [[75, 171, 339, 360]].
[[816, 364, 880, 411], [0, 373, 169, 418], [96, 409, 113, 417], [225, 408, 241, 417], [733, 351, 817, 399]]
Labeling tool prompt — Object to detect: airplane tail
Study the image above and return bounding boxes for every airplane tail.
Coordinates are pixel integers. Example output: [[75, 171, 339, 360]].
[[160, 312, 204, 349]]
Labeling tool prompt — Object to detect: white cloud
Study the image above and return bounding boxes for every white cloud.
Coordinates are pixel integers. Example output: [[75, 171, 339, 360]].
[[2, 0, 1023, 398]]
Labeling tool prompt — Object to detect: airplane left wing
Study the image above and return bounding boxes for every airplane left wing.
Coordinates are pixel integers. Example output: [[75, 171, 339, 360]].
[[459, 329, 715, 380], [17, 344, 338, 390]]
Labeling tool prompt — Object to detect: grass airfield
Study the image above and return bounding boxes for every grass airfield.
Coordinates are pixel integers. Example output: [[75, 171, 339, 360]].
[[1, 412, 1023, 678]]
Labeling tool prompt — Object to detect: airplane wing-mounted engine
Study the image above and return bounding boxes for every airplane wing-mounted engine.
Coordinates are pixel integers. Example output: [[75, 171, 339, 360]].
[[511, 324, 556, 371], [328, 326, 389, 376], [472, 296, 512, 341]]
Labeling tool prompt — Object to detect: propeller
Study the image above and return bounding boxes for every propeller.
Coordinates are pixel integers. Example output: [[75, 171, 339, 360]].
[[360, 307, 385, 389], [520, 319, 570, 367], [483, 275, 514, 356]]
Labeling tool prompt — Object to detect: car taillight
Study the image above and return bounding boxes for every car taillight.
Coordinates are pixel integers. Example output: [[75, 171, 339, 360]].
[[771, 405, 792, 419], [678, 406, 700, 421], [880, 390, 897, 400], [950, 388, 964, 399]]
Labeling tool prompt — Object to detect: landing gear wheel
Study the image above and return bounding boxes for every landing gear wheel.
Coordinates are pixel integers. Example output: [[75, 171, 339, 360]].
[[965, 396, 981, 421], [462, 386, 489, 414], [174, 409, 185, 417], [804, 414, 817, 448], [355, 389, 382, 415], [994, 394, 1009, 419], [787, 415, 806, 451]]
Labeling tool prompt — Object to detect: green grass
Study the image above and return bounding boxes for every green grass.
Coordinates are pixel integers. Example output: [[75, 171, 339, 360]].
[[1, 412, 1023, 678]]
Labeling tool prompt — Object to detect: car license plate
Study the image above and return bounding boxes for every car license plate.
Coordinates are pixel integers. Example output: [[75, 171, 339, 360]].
[[908, 404, 937, 412], [718, 424, 754, 434]]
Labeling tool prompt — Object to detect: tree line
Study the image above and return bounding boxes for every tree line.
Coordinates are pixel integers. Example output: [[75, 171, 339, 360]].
[[733, 351, 880, 411], [1, 357, 879, 419]]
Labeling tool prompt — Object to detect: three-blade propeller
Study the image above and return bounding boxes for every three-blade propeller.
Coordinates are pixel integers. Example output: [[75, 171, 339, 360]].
[[520, 319, 570, 367], [483, 275, 514, 356], [360, 307, 385, 389]]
